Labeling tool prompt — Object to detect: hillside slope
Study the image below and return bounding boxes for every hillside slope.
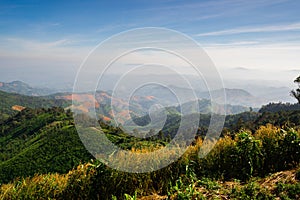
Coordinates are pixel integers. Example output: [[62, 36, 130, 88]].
[[0, 90, 70, 121], [0, 107, 93, 183], [0, 81, 56, 96]]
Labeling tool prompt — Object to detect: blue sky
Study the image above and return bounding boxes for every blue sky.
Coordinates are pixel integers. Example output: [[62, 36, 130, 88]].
[[1, 0, 300, 86], [2, 0, 300, 42]]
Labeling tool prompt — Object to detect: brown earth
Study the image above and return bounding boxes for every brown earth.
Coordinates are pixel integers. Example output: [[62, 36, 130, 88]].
[[12, 105, 26, 111]]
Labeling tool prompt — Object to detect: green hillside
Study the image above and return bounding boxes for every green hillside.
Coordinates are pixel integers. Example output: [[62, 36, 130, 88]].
[[0, 107, 93, 183], [0, 90, 70, 121], [0, 106, 169, 184], [0, 124, 299, 199]]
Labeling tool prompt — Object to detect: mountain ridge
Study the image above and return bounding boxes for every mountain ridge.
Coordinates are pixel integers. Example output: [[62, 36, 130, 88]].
[[0, 80, 57, 96]]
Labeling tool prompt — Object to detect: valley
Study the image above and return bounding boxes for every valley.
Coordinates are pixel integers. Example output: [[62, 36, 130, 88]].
[[0, 79, 299, 199]]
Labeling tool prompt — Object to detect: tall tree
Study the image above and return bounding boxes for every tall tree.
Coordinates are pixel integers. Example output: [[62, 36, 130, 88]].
[[291, 75, 300, 103]]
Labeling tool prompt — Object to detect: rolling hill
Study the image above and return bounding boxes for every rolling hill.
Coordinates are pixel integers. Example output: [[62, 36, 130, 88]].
[[55, 90, 251, 125], [0, 90, 70, 121], [0, 81, 258, 124], [199, 88, 265, 107], [0, 81, 57, 96], [0, 107, 93, 183]]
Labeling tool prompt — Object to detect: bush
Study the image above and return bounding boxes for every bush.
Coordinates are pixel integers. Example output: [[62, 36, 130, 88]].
[[197, 125, 300, 181], [0, 126, 299, 199]]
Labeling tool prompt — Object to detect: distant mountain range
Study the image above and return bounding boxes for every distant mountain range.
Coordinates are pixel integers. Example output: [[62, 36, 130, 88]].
[[134, 85, 265, 107], [0, 80, 293, 107], [0, 88, 249, 127], [1, 80, 293, 125], [54, 91, 250, 123], [198, 88, 265, 107], [0, 81, 57, 96]]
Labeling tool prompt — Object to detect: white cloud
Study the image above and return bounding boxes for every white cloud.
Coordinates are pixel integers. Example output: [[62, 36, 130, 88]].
[[0, 37, 90, 62], [204, 42, 300, 83], [197, 22, 300, 36], [204, 41, 260, 47], [0, 33, 299, 87]]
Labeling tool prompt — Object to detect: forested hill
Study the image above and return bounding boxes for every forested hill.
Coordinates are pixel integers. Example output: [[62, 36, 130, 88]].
[[0, 107, 93, 183], [259, 102, 300, 113], [0, 90, 70, 121], [0, 107, 167, 183]]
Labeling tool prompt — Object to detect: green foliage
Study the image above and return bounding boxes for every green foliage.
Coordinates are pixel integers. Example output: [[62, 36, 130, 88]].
[[0, 107, 92, 184], [0, 106, 174, 186], [230, 181, 274, 200], [259, 102, 300, 113], [275, 182, 300, 199], [168, 165, 203, 200], [0, 126, 299, 199], [197, 126, 300, 181], [255, 110, 300, 128], [0, 90, 69, 122], [124, 191, 137, 200]]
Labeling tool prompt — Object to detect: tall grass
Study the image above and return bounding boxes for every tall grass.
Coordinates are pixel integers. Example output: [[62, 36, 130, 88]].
[[0, 125, 299, 199], [198, 124, 300, 180]]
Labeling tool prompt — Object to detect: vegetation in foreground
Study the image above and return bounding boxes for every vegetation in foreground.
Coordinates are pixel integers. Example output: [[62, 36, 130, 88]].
[[0, 124, 299, 199]]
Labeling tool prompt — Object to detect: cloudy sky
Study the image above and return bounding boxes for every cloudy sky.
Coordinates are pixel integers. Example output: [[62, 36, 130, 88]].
[[0, 0, 300, 87]]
